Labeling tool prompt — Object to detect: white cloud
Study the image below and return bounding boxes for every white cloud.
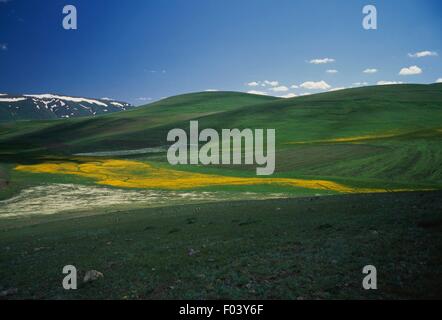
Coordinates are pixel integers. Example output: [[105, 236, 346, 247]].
[[309, 58, 335, 64], [408, 51, 438, 58], [399, 65, 422, 75], [137, 97, 153, 101], [279, 93, 297, 99], [377, 81, 403, 86], [326, 69, 338, 74], [436, 78, 442, 83], [247, 81, 259, 87], [270, 85, 289, 92], [290, 84, 299, 89], [0, 43, 7, 51], [0, 97, 27, 102], [247, 90, 268, 96], [363, 68, 378, 74], [328, 87, 346, 92], [299, 80, 331, 90], [264, 80, 279, 87], [353, 82, 369, 86], [205, 89, 219, 92], [299, 93, 312, 96], [146, 69, 167, 74]]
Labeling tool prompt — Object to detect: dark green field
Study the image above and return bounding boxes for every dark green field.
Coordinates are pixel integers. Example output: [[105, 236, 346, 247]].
[[1, 84, 442, 299], [1, 191, 441, 299]]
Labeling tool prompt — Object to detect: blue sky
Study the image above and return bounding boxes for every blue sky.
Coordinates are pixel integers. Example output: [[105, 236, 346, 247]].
[[0, 0, 441, 105]]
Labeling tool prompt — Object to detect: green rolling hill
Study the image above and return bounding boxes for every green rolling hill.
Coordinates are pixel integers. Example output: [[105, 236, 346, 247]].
[[1, 84, 441, 190], [0, 91, 277, 153], [2, 84, 441, 150], [1, 84, 442, 299]]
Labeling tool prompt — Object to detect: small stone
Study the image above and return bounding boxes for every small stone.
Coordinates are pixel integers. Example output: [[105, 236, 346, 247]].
[[0, 288, 18, 297], [188, 248, 199, 256], [83, 270, 104, 283]]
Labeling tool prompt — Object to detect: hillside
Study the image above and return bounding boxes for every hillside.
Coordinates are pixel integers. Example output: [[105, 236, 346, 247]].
[[0, 91, 278, 152], [1, 84, 441, 194], [0, 93, 133, 121], [1, 84, 442, 300]]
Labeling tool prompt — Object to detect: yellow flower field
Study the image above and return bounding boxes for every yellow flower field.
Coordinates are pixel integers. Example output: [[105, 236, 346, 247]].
[[288, 132, 399, 144], [288, 128, 442, 145], [14, 158, 409, 193]]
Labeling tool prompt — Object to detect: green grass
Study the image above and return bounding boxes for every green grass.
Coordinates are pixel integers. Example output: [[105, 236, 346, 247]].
[[3, 84, 442, 152], [1, 84, 442, 299], [0, 91, 278, 154], [1, 191, 441, 299], [1, 85, 441, 187]]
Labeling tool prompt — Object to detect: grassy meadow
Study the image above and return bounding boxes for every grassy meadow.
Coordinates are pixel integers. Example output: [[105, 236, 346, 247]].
[[1, 84, 442, 299]]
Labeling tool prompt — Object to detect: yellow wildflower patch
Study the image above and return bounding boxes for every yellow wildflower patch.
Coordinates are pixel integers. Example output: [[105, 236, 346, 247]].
[[289, 132, 400, 144], [289, 127, 442, 145], [16, 158, 398, 193]]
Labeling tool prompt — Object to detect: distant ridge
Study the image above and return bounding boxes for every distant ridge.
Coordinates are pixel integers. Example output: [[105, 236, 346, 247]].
[[0, 93, 134, 121]]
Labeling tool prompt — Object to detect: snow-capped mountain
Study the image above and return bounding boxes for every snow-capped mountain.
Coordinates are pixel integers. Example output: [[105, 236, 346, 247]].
[[0, 93, 134, 121]]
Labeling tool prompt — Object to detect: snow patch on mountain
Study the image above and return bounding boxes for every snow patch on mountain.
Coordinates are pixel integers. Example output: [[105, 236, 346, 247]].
[[24, 94, 108, 107], [0, 93, 133, 121]]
